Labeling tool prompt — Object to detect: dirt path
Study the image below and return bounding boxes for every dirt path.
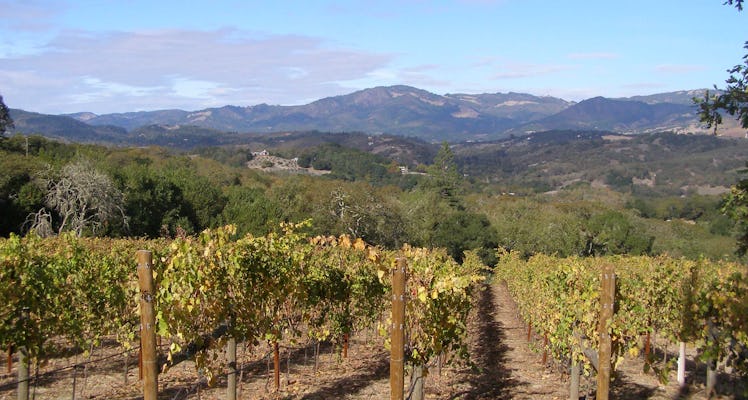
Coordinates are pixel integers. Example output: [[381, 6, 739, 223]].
[[466, 282, 567, 400], [346, 282, 569, 399]]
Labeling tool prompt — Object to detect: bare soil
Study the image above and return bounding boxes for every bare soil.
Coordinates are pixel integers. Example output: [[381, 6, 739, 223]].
[[1, 283, 745, 399]]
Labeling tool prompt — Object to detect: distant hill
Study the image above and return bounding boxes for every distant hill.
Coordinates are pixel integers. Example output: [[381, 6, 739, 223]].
[[452, 130, 748, 196], [618, 89, 710, 105], [69, 109, 191, 131], [444, 91, 572, 122], [511, 97, 700, 135], [9, 109, 127, 143], [73, 85, 545, 141], [10, 85, 744, 143]]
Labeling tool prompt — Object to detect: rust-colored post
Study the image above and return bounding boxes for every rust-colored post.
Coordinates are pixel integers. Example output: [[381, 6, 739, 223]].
[[343, 333, 349, 358], [390, 258, 406, 400], [542, 333, 549, 365], [597, 264, 615, 400], [527, 322, 532, 341], [273, 341, 280, 391], [137, 250, 157, 400]]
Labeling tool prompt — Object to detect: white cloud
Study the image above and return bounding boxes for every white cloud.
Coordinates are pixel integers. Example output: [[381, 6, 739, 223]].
[[0, 28, 394, 113]]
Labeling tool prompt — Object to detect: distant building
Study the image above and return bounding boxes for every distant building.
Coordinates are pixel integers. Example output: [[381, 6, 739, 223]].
[[252, 150, 269, 156]]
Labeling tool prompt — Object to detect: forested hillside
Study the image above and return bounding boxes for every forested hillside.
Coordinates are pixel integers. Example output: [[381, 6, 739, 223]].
[[1, 132, 744, 262]]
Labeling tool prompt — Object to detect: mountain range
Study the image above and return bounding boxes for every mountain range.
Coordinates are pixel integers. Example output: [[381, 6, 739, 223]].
[[8, 85, 744, 145]]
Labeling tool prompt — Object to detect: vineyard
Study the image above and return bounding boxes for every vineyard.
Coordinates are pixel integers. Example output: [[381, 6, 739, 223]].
[[1, 227, 747, 399], [0, 225, 484, 399], [495, 251, 748, 398]]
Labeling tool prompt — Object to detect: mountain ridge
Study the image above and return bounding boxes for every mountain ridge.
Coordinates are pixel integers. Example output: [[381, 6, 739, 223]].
[[9, 86, 739, 143]]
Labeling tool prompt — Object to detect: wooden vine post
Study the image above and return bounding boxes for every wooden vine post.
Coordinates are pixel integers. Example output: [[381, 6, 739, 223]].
[[597, 264, 615, 400], [390, 258, 406, 400], [569, 353, 581, 400], [227, 330, 237, 400], [17, 309, 29, 400], [343, 333, 349, 359], [136, 250, 158, 400], [273, 341, 280, 391]]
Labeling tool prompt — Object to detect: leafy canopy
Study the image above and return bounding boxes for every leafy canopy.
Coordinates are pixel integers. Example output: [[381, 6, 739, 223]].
[[0, 95, 13, 136]]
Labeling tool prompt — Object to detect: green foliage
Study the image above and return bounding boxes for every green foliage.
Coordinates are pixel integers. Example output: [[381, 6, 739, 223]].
[[0, 234, 149, 359], [219, 186, 280, 236], [721, 164, 748, 256], [583, 210, 653, 256], [0, 153, 45, 236], [605, 169, 633, 190], [428, 142, 461, 201], [297, 143, 395, 183], [430, 211, 498, 264], [490, 198, 584, 257], [482, 194, 733, 260], [193, 146, 253, 168], [112, 163, 191, 237], [160, 159, 227, 232], [0, 94, 13, 136]]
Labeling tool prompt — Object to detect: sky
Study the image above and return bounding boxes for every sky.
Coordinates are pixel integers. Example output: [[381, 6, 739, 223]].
[[1, 0, 746, 114]]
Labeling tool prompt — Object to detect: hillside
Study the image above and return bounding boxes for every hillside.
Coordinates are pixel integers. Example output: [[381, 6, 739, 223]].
[[8, 85, 746, 144], [510, 97, 698, 135], [9, 109, 128, 143], [453, 130, 748, 196], [444, 91, 572, 121]]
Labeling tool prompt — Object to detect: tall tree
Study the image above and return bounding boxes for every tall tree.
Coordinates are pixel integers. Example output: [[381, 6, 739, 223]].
[[697, 0, 748, 256], [0, 94, 13, 136], [428, 142, 461, 204]]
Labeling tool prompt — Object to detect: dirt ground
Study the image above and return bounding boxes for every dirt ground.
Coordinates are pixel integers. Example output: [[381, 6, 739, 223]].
[[1, 283, 745, 399]]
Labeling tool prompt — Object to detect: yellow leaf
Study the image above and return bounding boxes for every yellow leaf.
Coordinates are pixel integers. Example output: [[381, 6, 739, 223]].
[[377, 269, 386, 281], [417, 286, 428, 303]]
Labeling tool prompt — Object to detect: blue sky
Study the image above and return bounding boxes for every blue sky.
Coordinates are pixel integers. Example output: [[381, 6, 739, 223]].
[[1, 0, 745, 114]]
